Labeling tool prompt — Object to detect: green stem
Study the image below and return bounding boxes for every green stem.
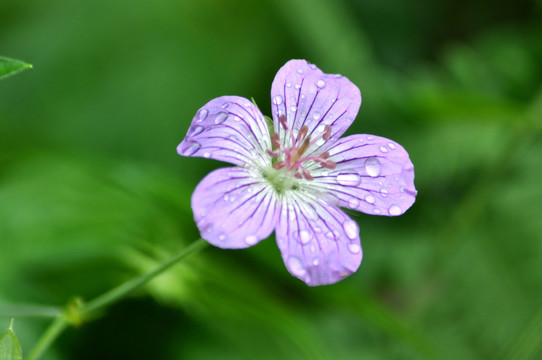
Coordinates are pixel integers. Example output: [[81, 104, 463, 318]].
[[81, 238, 208, 315], [27, 238, 208, 360], [27, 317, 69, 360]]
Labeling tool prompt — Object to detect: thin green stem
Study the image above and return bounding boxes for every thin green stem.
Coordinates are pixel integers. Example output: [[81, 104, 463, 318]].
[[27, 317, 69, 360], [81, 238, 208, 315], [26, 238, 208, 360]]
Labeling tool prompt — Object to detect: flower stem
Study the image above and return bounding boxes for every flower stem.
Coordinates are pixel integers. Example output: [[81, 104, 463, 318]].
[[26, 238, 208, 360], [81, 238, 208, 315], [27, 317, 69, 360]]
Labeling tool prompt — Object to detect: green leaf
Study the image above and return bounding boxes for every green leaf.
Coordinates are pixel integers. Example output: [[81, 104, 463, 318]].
[[0, 56, 32, 80], [0, 320, 23, 360]]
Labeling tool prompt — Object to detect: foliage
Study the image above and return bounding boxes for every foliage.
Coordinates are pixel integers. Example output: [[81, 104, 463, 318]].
[[1, 0, 541, 359]]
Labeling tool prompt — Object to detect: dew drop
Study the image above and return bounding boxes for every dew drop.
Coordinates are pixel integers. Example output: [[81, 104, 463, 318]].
[[336, 173, 361, 186], [218, 234, 226, 241], [287, 256, 306, 276], [379, 146, 388, 153], [223, 194, 229, 201], [221, 103, 229, 109], [299, 230, 312, 244], [273, 95, 283, 105], [316, 138, 325, 146], [297, 68, 304, 74], [348, 198, 360, 209], [245, 235, 258, 245], [181, 141, 201, 156], [313, 112, 321, 120], [365, 195, 375, 204], [290, 105, 297, 112], [316, 79, 326, 88], [343, 220, 358, 239], [367, 136, 374, 141], [348, 243, 361, 254], [388, 205, 402, 216], [310, 244, 316, 253], [286, 82, 292, 88], [388, 142, 396, 150], [380, 188, 388, 197], [295, 84, 301, 89], [215, 111, 228, 124], [203, 152, 211, 158], [188, 125, 204, 137], [373, 208, 382, 214], [365, 157, 381, 177], [309, 64, 317, 70], [312, 258, 320, 266], [197, 108, 208, 121]]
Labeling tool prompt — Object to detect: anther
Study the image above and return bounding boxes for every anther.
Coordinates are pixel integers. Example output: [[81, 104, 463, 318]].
[[323, 125, 331, 141], [302, 168, 313, 180], [266, 150, 278, 158], [296, 125, 308, 143], [272, 133, 280, 149], [298, 137, 311, 156], [321, 151, 330, 159], [322, 161, 336, 169], [273, 161, 285, 170], [280, 115, 289, 130]]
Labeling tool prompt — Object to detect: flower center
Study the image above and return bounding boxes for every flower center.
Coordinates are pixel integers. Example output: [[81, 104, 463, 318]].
[[266, 115, 336, 182]]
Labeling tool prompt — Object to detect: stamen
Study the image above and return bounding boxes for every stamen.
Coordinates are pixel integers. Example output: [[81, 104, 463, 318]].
[[273, 161, 285, 170], [323, 125, 331, 141], [272, 133, 280, 149], [321, 151, 330, 159], [297, 137, 311, 157], [296, 125, 308, 144], [280, 115, 289, 130], [322, 161, 336, 169], [302, 168, 313, 180], [266, 150, 278, 158]]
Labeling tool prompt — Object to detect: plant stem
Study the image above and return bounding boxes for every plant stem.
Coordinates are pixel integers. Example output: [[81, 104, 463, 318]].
[[27, 317, 68, 360], [81, 238, 208, 315], [26, 238, 208, 360]]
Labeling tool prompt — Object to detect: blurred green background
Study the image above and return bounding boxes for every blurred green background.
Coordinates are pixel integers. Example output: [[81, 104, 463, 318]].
[[2, 0, 542, 359]]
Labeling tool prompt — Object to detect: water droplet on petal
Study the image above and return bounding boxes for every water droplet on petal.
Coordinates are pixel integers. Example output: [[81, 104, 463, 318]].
[[299, 230, 312, 244], [348, 243, 361, 253], [215, 111, 228, 124], [286, 82, 292, 88], [388, 205, 402, 216], [365, 195, 375, 204], [348, 198, 360, 209], [312, 258, 319, 266], [373, 208, 382, 214], [310, 244, 316, 253], [336, 173, 361, 186], [203, 152, 211, 158], [367, 136, 374, 141], [197, 108, 208, 121], [288, 256, 306, 276], [291, 105, 297, 112], [380, 188, 388, 197], [316, 138, 325, 146], [316, 79, 326, 88], [221, 103, 229, 109], [343, 220, 358, 239], [218, 234, 226, 241], [309, 64, 317, 70], [388, 142, 396, 150], [313, 112, 321, 120], [245, 235, 258, 245], [295, 84, 301, 89], [380, 146, 389, 153], [181, 140, 201, 156], [297, 68, 304, 74], [223, 194, 229, 201], [365, 157, 381, 177], [273, 95, 283, 105], [188, 125, 204, 137]]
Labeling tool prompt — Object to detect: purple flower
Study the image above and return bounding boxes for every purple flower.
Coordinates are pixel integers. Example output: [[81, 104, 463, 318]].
[[178, 60, 417, 286]]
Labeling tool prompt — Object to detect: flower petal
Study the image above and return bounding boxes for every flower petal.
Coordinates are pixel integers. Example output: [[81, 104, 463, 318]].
[[309, 134, 417, 216], [192, 167, 279, 249], [270, 59, 361, 155], [275, 192, 362, 286], [178, 96, 271, 167]]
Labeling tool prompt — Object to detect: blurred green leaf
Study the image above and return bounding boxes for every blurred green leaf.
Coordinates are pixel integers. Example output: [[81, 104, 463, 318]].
[[0, 320, 23, 360], [0, 57, 31, 80]]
